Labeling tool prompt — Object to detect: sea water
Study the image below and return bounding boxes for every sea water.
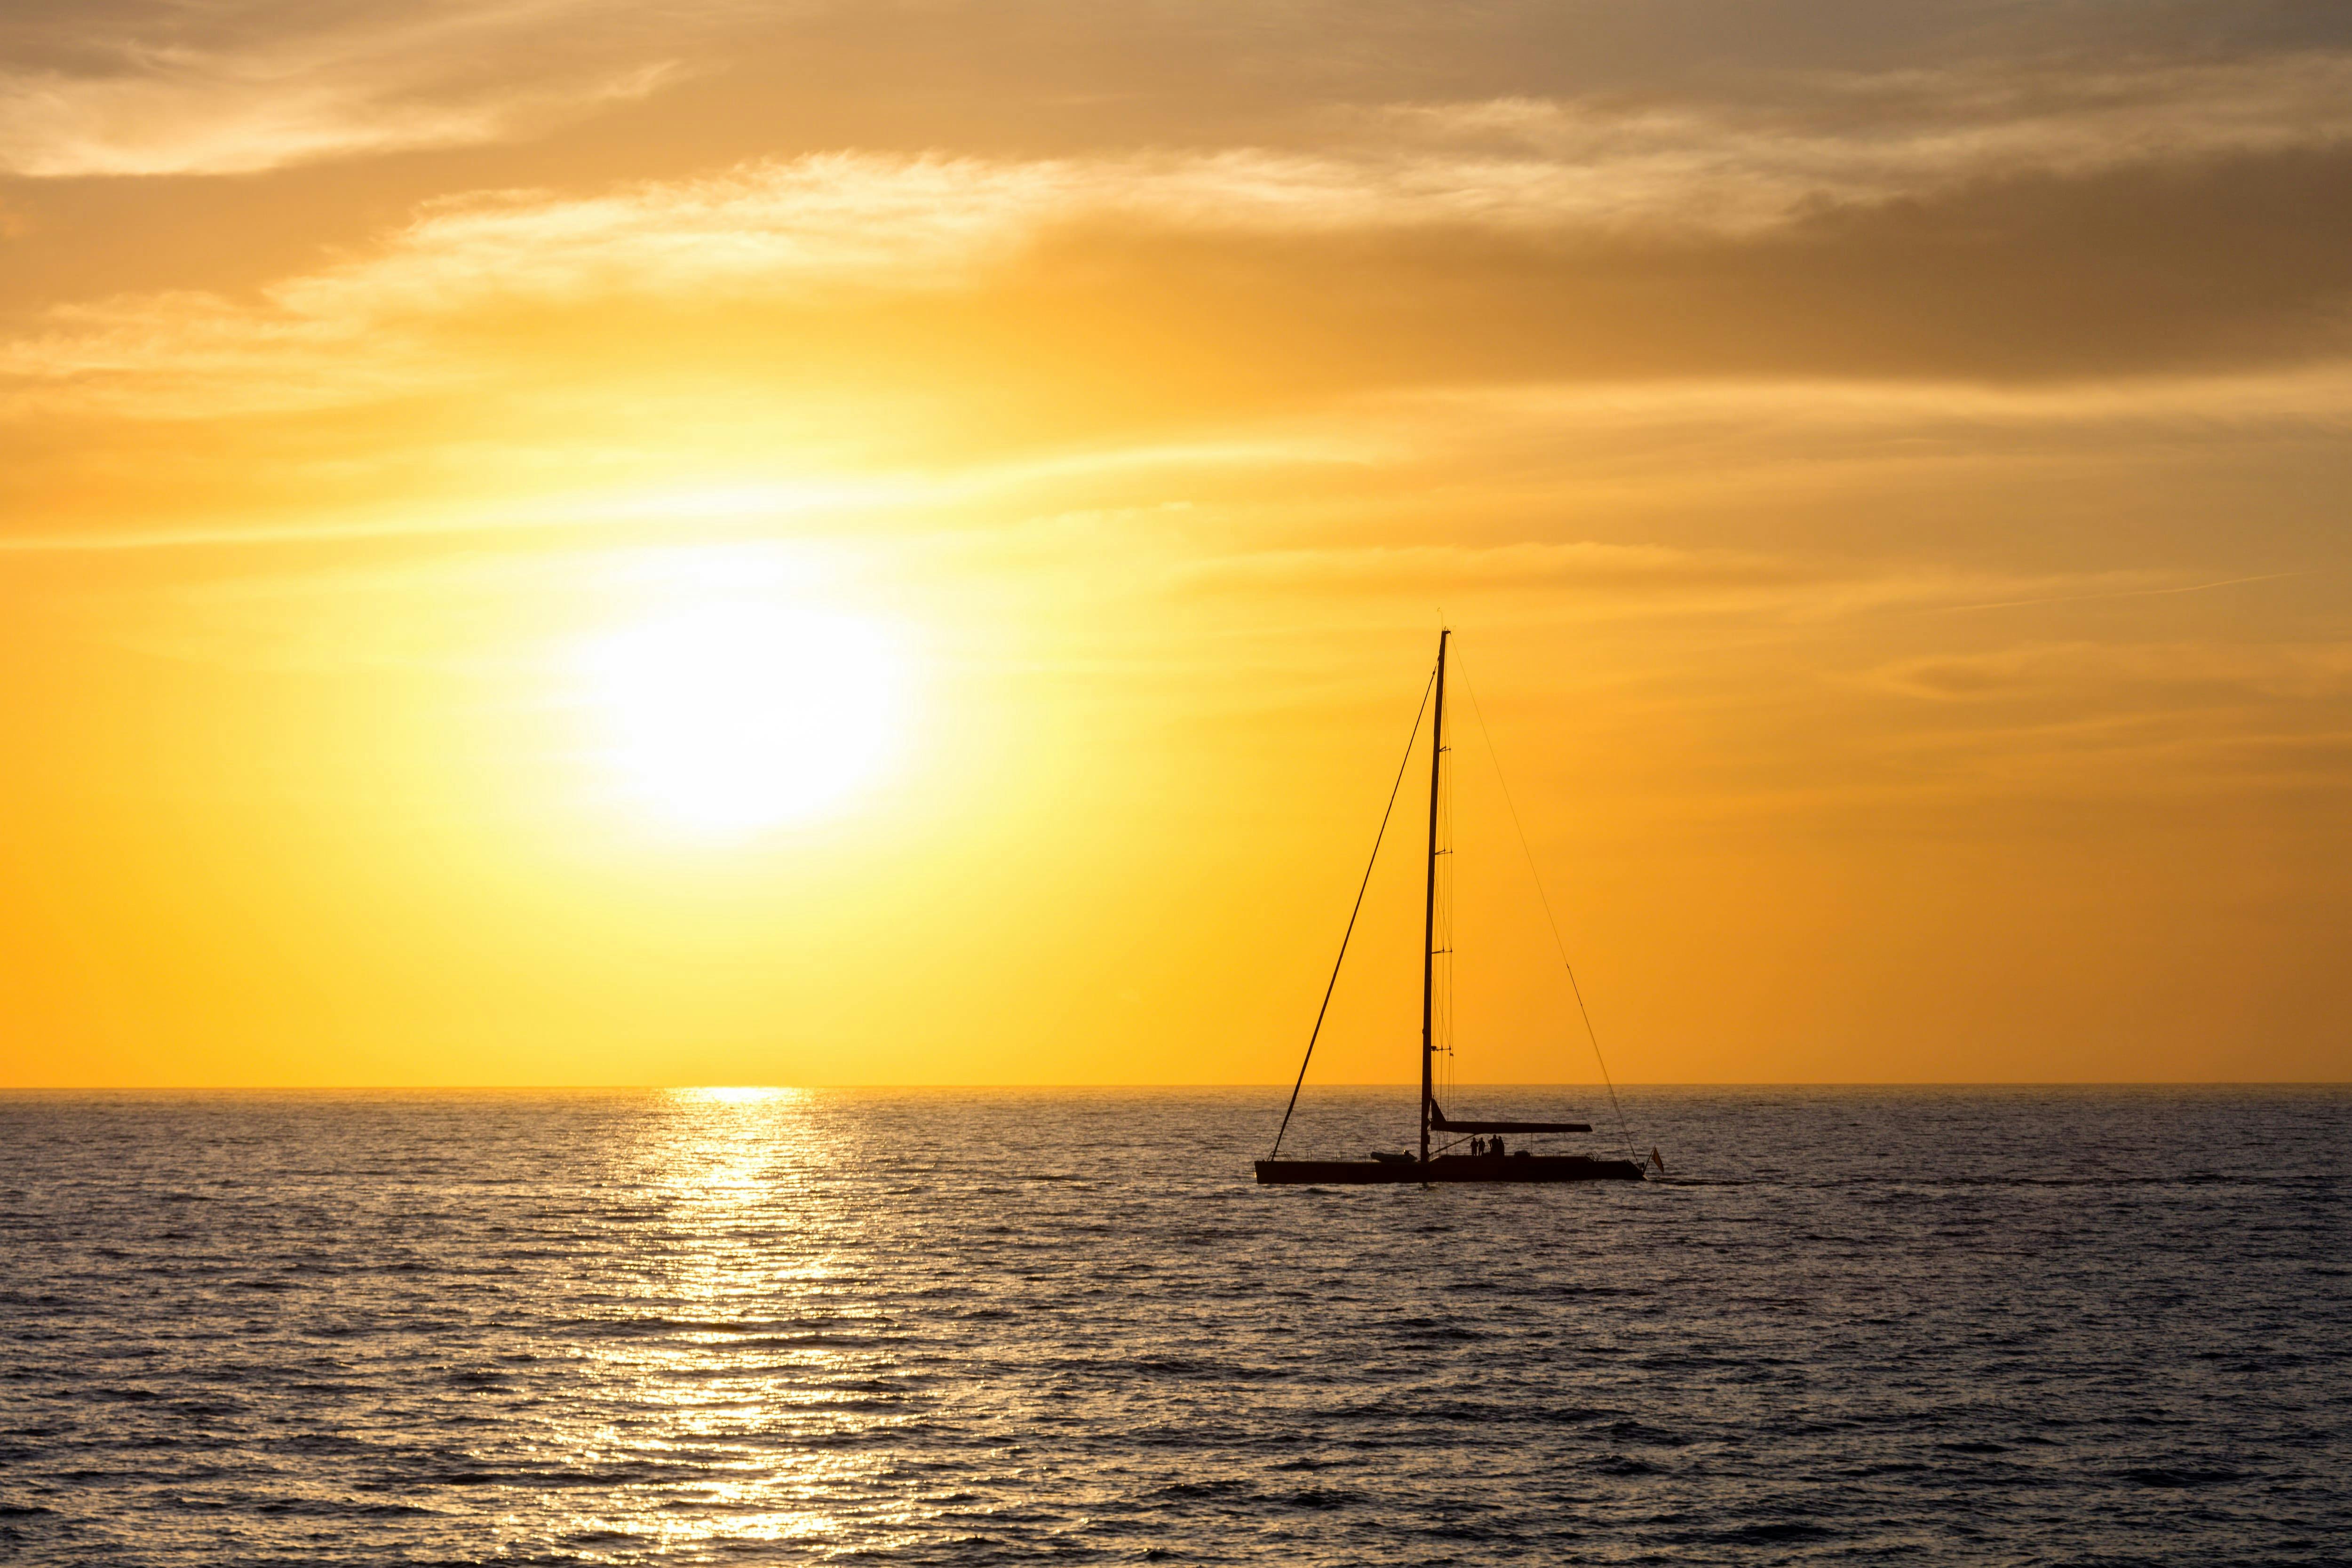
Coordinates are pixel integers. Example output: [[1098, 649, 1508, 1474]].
[[1, 1087, 2343, 1564]]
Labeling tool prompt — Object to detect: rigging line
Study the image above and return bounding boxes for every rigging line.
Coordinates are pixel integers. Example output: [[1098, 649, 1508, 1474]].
[[1455, 653, 1644, 1168], [1268, 661, 1439, 1160]]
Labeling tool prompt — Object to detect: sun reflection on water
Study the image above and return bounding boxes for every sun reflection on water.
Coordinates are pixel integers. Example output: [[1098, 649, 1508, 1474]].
[[673, 1085, 795, 1106], [547, 1086, 910, 1555]]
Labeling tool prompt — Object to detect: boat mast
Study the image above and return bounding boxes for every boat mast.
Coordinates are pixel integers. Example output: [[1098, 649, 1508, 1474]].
[[1420, 628, 1448, 1166]]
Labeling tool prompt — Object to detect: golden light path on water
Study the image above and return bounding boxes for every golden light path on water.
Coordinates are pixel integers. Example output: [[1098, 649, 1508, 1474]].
[[539, 1089, 906, 1557]]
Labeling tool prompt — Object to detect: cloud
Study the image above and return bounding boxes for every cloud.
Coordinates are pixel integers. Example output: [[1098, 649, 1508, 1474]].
[[1362, 51, 2352, 230], [7, 46, 2352, 447], [0, 0, 682, 176], [1834, 637, 2352, 805], [10, 156, 2352, 423], [1175, 540, 1801, 597], [177, 48, 2352, 274], [8, 0, 2352, 184], [1164, 543, 2324, 641], [1867, 640, 2352, 704]]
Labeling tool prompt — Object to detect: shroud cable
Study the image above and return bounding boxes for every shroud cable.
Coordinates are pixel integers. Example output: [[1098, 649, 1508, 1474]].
[[1268, 663, 1437, 1160]]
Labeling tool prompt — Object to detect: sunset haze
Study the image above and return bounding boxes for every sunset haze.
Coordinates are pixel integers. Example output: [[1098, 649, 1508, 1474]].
[[4, 0, 2349, 1087]]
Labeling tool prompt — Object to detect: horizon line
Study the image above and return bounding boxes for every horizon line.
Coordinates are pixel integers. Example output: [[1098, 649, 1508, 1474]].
[[4, 1080, 2344, 1092]]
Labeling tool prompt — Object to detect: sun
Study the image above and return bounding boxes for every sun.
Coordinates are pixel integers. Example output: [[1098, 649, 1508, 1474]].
[[572, 600, 908, 837]]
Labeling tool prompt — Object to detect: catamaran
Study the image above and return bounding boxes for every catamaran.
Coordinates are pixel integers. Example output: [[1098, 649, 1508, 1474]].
[[1255, 629, 1645, 1184]]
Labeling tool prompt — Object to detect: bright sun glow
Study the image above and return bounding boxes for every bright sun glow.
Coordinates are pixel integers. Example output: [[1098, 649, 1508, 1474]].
[[574, 601, 908, 836]]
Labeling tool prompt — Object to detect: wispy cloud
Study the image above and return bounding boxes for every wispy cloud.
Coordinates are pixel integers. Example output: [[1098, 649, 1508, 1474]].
[[0, 0, 682, 176], [1370, 53, 2352, 227], [1866, 639, 2352, 704], [5, 38, 2352, 536], [15, 133, 2352, 422], [1168, 541, 2309, 634]]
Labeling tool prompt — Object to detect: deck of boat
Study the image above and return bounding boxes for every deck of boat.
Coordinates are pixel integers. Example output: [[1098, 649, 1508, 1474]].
[[1255, 1154, 1644, 1184]]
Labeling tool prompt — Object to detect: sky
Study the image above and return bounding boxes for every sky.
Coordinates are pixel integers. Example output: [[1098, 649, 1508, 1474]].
[[2, 0, 2348, 1087]]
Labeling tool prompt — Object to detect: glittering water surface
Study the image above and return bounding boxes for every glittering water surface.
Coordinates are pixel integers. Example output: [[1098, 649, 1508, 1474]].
[[2, 1088, 2344, 1565]]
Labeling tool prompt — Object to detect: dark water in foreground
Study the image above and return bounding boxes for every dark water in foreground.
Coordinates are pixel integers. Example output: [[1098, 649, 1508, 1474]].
[[1, 1088, 2344, 1565]]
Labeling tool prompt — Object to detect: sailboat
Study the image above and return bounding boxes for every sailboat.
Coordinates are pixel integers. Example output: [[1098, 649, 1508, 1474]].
[[1255, 629, 1646, 1185]]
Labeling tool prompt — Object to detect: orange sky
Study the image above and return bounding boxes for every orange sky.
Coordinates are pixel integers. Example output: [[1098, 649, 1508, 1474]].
[[2, 1, 2348, 1086]]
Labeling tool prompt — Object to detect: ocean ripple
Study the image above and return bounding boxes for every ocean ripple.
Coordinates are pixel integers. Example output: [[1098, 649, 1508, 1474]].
[[0, 1086, 2344, 1564]]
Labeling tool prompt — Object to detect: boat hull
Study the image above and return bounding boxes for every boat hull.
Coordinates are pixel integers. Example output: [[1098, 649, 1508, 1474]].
[[1255, 1155, 1644, 1185]]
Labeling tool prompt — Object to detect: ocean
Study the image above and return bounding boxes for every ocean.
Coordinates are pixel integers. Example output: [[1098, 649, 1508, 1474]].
[[1, 1087, 2343, 1564]]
